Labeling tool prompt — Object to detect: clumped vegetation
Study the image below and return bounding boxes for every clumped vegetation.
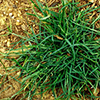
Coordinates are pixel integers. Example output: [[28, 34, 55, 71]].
[[3, 0, 100, 99]]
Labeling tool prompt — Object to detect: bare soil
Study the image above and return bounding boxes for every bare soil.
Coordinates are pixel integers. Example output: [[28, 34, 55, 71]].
[[0, 0, 100, 99]]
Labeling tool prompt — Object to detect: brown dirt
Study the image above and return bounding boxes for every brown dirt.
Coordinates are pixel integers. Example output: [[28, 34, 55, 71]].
[[0, 0, 100, 99]]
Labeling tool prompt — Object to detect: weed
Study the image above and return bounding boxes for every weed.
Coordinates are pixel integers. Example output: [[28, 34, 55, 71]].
[[3, 0, 100, 99]]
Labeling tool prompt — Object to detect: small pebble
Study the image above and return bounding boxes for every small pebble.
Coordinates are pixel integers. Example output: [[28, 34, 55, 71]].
[[88, 0, 95, 3], [13, 5, 17, 9], [21, 24, 26, 30], [11, 16, 14, 19], [16, 1, 18, 3], [3, 12, 6, 14], [17, 20, 20, 22], [9, 13, 12, 16]]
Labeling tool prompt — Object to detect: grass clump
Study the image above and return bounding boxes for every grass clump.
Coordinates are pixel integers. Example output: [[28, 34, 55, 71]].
[[5, 0, 100, 99]]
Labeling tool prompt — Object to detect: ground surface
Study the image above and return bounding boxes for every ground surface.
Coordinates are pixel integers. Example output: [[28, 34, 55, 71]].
[[0, 0, 100, 99]]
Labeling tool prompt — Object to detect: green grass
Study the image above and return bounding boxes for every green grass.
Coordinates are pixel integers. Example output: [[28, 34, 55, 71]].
[[1, 0, 100, 99]]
